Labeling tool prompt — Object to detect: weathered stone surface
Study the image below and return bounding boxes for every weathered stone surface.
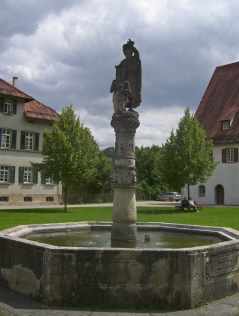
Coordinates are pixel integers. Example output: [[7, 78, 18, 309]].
[[111, 112, 140, 134], [111, 112, 140, 242], [1, 222, 239, 309]]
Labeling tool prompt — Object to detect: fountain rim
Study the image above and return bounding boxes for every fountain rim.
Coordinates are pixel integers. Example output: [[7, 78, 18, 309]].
[[1, 221, 238, 252]]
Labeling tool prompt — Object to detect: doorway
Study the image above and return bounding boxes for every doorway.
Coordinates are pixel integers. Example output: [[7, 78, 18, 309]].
[[216, 185, 224, 204]]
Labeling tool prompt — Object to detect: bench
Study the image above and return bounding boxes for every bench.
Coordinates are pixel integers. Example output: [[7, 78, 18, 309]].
[[175, 205, 202, 212]]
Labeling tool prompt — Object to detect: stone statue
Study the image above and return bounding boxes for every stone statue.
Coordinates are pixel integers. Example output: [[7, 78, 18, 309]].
[[111, 39, 142, 112], [110, 66, 132, 113], [110, 40, 141, 243]]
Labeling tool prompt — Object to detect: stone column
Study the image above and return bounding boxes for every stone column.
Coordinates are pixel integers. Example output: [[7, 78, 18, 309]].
[[110, 111, 140, 243]]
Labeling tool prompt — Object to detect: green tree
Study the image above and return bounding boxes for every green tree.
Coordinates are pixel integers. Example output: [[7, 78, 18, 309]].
[[135, 145, 166, 198], [102, 147, 115, 161], [159, 107, 218, 198], [84, 149, 113, 194], [32, 105, 100, 212]]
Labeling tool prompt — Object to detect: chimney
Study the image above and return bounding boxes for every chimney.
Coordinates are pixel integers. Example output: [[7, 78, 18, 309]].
[[12, 77, 18, 88]]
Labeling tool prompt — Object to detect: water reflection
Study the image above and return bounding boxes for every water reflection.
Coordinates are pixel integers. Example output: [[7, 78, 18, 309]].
[[26, 229, 223, 249]]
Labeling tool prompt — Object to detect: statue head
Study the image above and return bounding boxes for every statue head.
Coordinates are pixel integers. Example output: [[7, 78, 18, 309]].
[[122, 39, 134, 58], [115, 65, 126, 80]]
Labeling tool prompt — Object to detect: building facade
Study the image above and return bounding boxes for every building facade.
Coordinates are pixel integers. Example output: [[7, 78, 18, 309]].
[[182, 62, 239, 205], [0, 77, 62, 206]]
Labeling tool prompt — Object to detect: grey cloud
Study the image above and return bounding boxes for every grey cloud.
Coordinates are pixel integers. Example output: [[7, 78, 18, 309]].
[[2, 0, 239, 147], [0, 0, 80, 37]]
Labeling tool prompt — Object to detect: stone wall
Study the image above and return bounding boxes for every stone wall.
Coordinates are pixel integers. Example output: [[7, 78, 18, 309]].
[[0, 223, 239, 309]]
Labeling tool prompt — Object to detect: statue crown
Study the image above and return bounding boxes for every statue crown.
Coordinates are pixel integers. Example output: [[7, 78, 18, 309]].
[[123, 39, 135, 50]]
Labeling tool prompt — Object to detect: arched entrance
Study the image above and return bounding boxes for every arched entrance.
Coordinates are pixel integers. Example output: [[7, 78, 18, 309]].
[[216, 185, 224, 204]]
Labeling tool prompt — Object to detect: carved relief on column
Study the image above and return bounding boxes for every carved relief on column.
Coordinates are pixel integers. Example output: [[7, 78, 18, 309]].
[[113, 166, 136, 187], [115, 134, 135, 158], [111, 112, 140, 133]]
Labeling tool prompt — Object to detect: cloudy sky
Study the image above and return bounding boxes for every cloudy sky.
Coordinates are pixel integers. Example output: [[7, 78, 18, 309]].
[[1, 0, 239, 149]]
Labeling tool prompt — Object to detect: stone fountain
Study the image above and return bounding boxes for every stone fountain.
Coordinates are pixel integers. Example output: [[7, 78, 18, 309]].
[[1, 41, 239, 310]]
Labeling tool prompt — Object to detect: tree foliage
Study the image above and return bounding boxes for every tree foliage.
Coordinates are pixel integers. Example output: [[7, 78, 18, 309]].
[[102, 146, 115, 161], [32, 105, 112, 211], [159, 107, 218, 197], [86, 149, 113, 194], [135, 145, 167, 197]]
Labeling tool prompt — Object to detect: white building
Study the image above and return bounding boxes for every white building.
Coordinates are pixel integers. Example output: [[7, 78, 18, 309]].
[[182, 62, 239, 205], [0, 77, 62, 206]]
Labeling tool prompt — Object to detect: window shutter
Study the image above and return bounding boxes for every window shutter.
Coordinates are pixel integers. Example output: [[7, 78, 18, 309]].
[[222, 149, 226, 163], [10, 166, 15, 183], [20, 131, 25, 150], [34, 133, 40, 151], [33, 169, 38, 184], [41, 173, 46, 184], [13, 100, 17, 114], [234, 148, 238, 163], [0, 128, 2, 147], [11, 130, 17, 149], [0, 98, 4, 112], [19, 167, 24, 183]]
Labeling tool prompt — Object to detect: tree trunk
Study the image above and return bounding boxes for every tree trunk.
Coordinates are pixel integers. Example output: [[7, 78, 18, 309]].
[[187, 183, 190, 199]]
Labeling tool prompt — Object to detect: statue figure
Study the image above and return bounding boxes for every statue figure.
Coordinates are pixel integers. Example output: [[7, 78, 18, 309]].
[[116, 39, 142, 111], [110, 66, 132, 113]]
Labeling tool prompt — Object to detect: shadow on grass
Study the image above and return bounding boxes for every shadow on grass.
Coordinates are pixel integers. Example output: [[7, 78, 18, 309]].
[[137, 208, 180, 215], [0, 208, 72, 214]]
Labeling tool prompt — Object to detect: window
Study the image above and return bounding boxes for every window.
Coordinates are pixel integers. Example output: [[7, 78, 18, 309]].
[[0, 129, 17, 149], [0, 196, 9, 202], [19, 167, 38, 184], [41, 174, 57, 185], [199, 185, 205, 197], [24, 197, 32, 202], [226, 148, 234, 162], [1, 129, 10, 147], [222, 148, 238, 163], [45, 177, 53, 185], [0, 166, 9, 182], [0, 98, 17, 114], [4, 99, 12, 113], [24, 167, 33, 183], [222, 121, 230, 130], [0, 166, 15, 183], [25, 132, 34, 150], [46, 197, 54, 202], [20, 131, 39, 151]]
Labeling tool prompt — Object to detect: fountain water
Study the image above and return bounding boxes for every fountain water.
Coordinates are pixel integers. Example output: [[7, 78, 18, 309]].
[[99, 180, 113, 203]]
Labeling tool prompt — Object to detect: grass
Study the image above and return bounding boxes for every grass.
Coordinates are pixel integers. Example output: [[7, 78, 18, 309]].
[[0, 205, 239, 231]]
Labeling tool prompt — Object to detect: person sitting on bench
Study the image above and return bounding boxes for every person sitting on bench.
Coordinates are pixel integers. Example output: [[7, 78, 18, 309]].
[[181, 197, 189, 211], [188, 197, 199, 212]]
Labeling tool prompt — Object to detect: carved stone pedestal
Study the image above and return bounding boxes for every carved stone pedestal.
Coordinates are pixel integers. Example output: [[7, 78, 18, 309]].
[[111, 111, 140, 243]]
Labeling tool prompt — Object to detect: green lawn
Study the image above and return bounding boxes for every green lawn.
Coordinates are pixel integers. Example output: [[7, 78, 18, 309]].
[[0, 205, 239, 231]]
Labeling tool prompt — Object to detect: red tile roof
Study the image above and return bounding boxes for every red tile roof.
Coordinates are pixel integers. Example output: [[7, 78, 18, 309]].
[[0, 77, 59, 121], [24, 100, 59, 121], [0, 78, 33, 101], [196, 61, 239, 144]]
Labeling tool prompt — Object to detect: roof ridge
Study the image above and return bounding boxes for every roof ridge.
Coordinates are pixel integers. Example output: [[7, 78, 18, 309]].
[[216, 61, 239, 69], [0, 78, 33, 100]]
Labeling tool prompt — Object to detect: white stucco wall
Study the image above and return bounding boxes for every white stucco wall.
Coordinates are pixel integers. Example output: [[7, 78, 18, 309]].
[[182, 143, 239, 205], [0, 96, 62, 205]]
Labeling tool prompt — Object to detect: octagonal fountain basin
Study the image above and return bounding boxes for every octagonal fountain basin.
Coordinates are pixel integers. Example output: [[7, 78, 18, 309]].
[[1, 222, 239, 310]]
